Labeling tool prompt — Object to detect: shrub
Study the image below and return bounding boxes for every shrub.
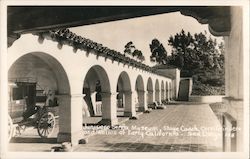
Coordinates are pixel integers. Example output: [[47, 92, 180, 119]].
[[191, 83, 225, 95]]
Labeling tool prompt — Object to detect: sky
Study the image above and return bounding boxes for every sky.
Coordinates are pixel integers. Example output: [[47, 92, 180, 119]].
[[70, 11, 223, 66]]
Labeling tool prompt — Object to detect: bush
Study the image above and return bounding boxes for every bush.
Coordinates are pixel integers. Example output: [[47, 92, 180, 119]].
[[204, 78, 224, 87], [191, 83, 225, 95]]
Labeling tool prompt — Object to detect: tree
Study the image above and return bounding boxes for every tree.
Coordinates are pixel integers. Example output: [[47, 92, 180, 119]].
[[167, 30, 224, 76], [133, 49, 145, 61], [166, 30, 225, 95], [218, 41, 225, 55], [149, 38, 168, 64], [124, 41, 145, 62], [124, 41, 135, 55], [168, 30, 197, 72]]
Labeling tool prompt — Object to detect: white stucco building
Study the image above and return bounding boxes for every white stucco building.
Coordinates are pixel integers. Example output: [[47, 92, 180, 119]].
[[7, 29, 179, 145]]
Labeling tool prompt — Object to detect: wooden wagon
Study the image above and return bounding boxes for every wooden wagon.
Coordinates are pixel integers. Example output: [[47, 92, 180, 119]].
[[8, 78, 58, 141]]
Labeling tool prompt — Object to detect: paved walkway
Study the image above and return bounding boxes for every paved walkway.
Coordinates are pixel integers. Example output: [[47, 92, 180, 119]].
[[9, 103, 222, 152]]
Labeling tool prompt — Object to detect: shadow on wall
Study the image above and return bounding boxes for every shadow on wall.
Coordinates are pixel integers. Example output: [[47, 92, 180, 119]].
[[178, 78, 192, 101], [83, 88, 94, 117]]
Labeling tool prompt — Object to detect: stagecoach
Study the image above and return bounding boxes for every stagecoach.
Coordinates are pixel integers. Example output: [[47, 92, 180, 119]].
[[8, 78, 59, 141]]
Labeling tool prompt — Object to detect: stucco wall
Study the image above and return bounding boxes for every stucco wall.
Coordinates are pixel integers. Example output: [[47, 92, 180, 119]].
[[221, 6, 244, 152], [225, 7, 243, 100], [189, 95, 224, 103], [178, 78, 193, 101]]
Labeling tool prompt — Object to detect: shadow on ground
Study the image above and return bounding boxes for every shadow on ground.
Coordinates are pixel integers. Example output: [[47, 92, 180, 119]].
[[10, 137, 58, 143], [90, 142, 222, 152]]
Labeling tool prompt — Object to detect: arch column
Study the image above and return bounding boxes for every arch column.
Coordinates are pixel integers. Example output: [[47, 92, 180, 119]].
[[57, 94, 84, 146], [99, 92, 118, 126], [124, 91, 137, 117]]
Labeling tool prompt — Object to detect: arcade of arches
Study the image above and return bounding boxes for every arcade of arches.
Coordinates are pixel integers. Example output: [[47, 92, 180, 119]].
[[7, 34, 176, 145]]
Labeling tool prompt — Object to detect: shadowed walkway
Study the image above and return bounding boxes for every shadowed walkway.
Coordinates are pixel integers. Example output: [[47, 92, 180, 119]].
[[8, 103, 222, 152], [75, 103, 222, 152]]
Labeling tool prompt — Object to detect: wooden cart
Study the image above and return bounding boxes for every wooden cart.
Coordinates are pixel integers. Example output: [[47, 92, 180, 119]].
[[8, 78, 58, 141]]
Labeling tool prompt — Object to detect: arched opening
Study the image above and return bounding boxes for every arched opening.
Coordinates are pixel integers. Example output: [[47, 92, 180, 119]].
[[8, 52, 70, 138], [8, 53, 70, 95], [83, 65, 114, 125], [161, 81, 165, 102], [155, 79, 160, 102], [169, 82, 172, 100], [166, 81, 169, 101], [116, 71, 132, 117], [147, 77, 154, 105], [135, 75, 145, 112]]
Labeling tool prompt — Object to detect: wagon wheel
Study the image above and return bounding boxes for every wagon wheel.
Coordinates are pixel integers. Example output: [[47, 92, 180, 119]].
[[37, 112, 55, 138], [16, 125, 26, 135], [8, 115, 13, 141]]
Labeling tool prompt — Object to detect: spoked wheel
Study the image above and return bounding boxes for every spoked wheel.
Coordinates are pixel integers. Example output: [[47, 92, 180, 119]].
[[37, 112, 55, 138], [16, 125, 26, 135], [8, 115, 13, 142]]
